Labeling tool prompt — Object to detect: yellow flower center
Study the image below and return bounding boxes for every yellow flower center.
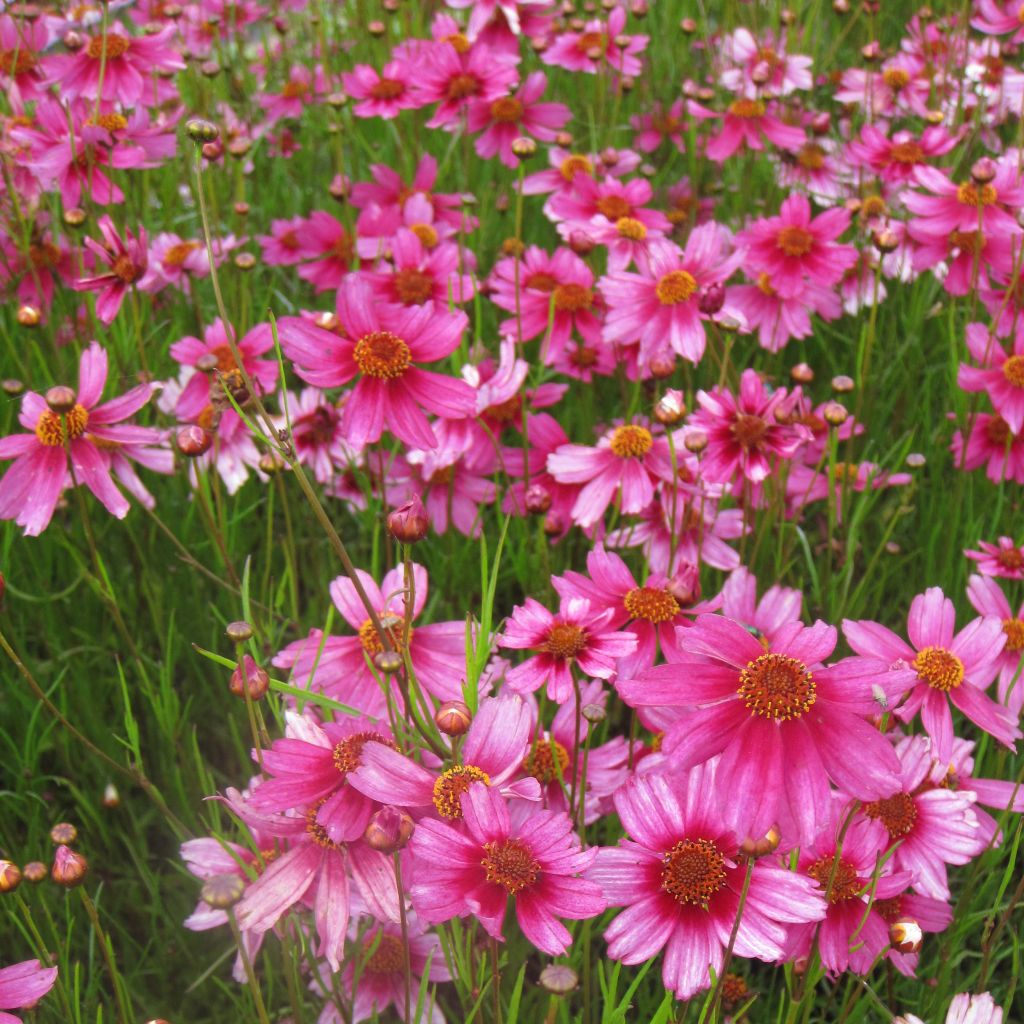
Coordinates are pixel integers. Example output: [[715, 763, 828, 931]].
[[609, 424, 654, 458], [432, 764, 490, 820], [1002, 354, 1024, 389], [559, 154, 593, 182], [332, 731, 397, 774], [737, 652, 817, 720], [890, 141, 924, 164], [655, 269, 698, 305], [163, 240, 201, 267], [410, 223, 439, 248], [522, 739, 571, 784], [552, 283, 594, 312], [596, 195, 632, 220], [882, 68, 910, 89], [35, 405, 89, 447], [615, 216, 647, 240], [1002, 618, 1024, 651], [729, 98, 766, 118], [956, 182, 998, 207], [357, 616, 409, 656], [623, 586, 679, 623], [913, 646, 964, 691], [797, 144, 826, 170]]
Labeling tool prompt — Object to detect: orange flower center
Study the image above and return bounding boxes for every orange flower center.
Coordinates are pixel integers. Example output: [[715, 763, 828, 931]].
[[87, 111, 128, 132], [353, 331, 411, 380], [36, 404, 89, 447], [576, 30, 607, 55], [882, 68, 910, 89], [624, 586, 679, 623], [392, 268, 434, 305], [950, 229, 984, 253], [806, 855, 861, 903], [522, 739, 571, 784], [306, 799, 342, 850], [1002, 354, 1024, 388], [481, 838, 540, 894], [552, 283, 594, 312], [357, 615, 409, 656], [490, 96, 523, 122], [1002, 618, 1024, 651], [957, 182, 998, 207], [615, 217, 647, 240], [559, 154, 593, 182], [0, 49, 37, 75], [797, 144, 826, 170], [281, 79, 307, 99], [655, 269, 697, 305], [542, 623, 588, 659], [29, 243, 61, 268], [756, 272, 776, 297], [363, 934, 405, 974], [660, 838, 727, 908], [163, 240, 200, 267], [207, 344, 238, 373], [410, 223, 438, 248], [889, 141, 924, 165], [777, 226, 814, 257], [432, 764, 490, 819], [737, 652, 817, 720], [525, 271, 557, 293], [446, 73, 479, 100], [87, 34, 130, 60], [998, 546, 1024, 571], [443, 32, 471, 54], [913, 646, 964, 691], [729, 98, 765, 118], [863, 793, 918, 840], [370, 78, 405, 100], [112, 253, 143, 283], [332, 731, 397, 774], [486, 394, 522, 424], [609, 424, 654, 458], [596, 195, 632, 220], [731, 413, 769, 449]]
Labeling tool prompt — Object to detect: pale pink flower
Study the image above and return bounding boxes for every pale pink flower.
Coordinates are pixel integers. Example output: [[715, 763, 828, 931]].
[[0, 959, 58, 1023]]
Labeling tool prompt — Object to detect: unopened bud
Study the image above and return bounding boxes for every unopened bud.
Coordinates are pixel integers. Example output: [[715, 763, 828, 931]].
[[234, 201, 250, 216], [568, 229, 596, 255], [698, 282, 725, 316], [539, 964, 579, 995], [22, 861, 46, 884], [654, 388, 686, 425], [822, 401, 848, 426], [102, 783, 120, 808], [667, 563, 701, 606], [258, 451, 284, 475], [45, 385, 76, 413], [201, 873, 245, 909], [234, 252, 256, 270], [373, 650, 404, 675], [364, 805, 415, 853], [791, 362, 814, 383], [831, 374, 855, 393], [387, 495, 429, 543], [17, 305, 41, 327], [906, 452, 926, 468], [524, 484, 552, 515], [51, 845, 88, 887], [0, 860, 22, 893], [889, 917, 923, 954], [435, 700, 472, 736], [543, 511, 564, 536], [64, 207, 87, 227], [684, 430, 708, 454], [177, 424, 213, 457], [225, 620, 254, 643], [201, 140, 220, 160], [200, 59, 220, 77], [511, 137, 537, 160], [971, 157, 997, 184], [2, 379, 23, 396], [63, 30, 83, 49], [186, 117, 219, 143], [739, 825, 781, 858], [367, 19, 386, 35], [315, 311, 339, 332], [648, 354, 676, 379], [50, 822, 77, 845], [680, 16, 697, 31], [229, 656, 269, 700], [873, 229, 899, 253], [581, 703, 606, 724]]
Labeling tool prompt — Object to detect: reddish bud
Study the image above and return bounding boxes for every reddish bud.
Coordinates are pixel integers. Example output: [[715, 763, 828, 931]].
[[176, 424, 213, 457], [364, 806, 415, 854], [435, 700, 472, 736], [44, 385, 76, 414], [0, 860, 22, 893], [684, 430, 708, 454], [653, 389, 686, 425], [739, 825, 781, 858], [648, 354, 676, 379], [971, 157, 997, 184], [225, 620, 254, 643], [791, 362, 814, 383], [387, 495, 429, 543], [667, 563, 701, 607], [698, 283, 725, 316], [889, 917, 923, 954], [524, 484, 552, 515], [51, 845, 88, 887], [22, 861, 46, 884], [229, 656, 269, 700], [50, 822, 78, 845]]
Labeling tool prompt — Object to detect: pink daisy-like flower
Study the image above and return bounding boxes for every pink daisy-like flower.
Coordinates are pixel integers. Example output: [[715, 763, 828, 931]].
[[974, 0, 1024, 41], [958, 322, 1024, 433], [590, 768, 825, 1001], [729, 272, 843, 353], [618, 614, 904, 844], [295, 211, 355, 293], [73, 216, 147, 324], [409, 782, 605, 954], [600, 229, 744, 368], [342, 60, 420, 120], [139, 233, 209, 292], [0, 342, 159, 536], [0, 959, 58, 1024], [702, 96, 806, 162], [363, 229, 475, 308], [546, 421, 674, 529], [950, 411, 1024, 484], [691, 369, 809, 485], [847, 123, 958, 185], [258, 63, 325, 125], [257, 215, 309, 267], [273, 562, 467, 714], [944, 993, 1004, 1024], [737, 193, 856, 299], [278, 275, 474, 449], [630, 99, 690, 153], [279, 388, 354, 485], [966, 574, 1024, 715], [540, 7, 647, 77], [904, 163, 1024, 242], [965, 537, 1024, 581], [415, 40, 518, 130], [499, 597, 638, 703], [0, 15, 50, 103], [720, 567, 802, 644], [842, 587, 1020, 764], [719, 28, 813, 96]]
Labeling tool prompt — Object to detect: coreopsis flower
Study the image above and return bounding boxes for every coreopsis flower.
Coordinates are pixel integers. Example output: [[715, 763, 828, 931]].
[[0, 342, 159, 536], [295, 212, 355, 293], [409, 782, 605, 954], [702, 97, 806, 162], [140, 233, 209, 292], [276, 388, 355, 485], [273, 562, 468, 713], [847, 123, 959, 184], [720, 567, 802, 644], [521, 146, 641, 200], [73, 216, 147, 323], [447, 0, 552, 40], [618, 614, 904, 843], [501, 412, 579, 531], [786, 460, 912, 522], [737, 194, 857, 298], [0, 958, 58, 1023], [342, 59, 420, 119], [278, 275, 474, 449], [966, 538, 1024, 580], [546, 421, 674, 528], [0, 15, 50, 102], [966, 574, 1024, 714], [631, 99, 690, 153], [958, 322, 1024, 432], [500, 597, 638, 703], [415, 40, 518, 129], [950, 411, 1024, 484], [257, 215, 310, 267], [719, 28, 813, 96], [944, 993, 1004, 1024], [729, 272, 843, 353], [834, 57, 933, 118], [690, 369, 809, 485], [600, 228, 745, 368], [904, 164, 1024, 241], [540, 7, 647, 77], [258, 64, 325, 125], [590, 769, 826, 1001], [843, 588, 1021, 763], [549, 174, 669, 239], [363, 229, 475, 308]]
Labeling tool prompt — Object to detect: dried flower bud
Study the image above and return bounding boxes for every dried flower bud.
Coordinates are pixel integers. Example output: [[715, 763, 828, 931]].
[[229, 656, 269, 700], [581, 703, 606, 724], [102, 783, 120, 808], [186, 117, 219, 143], [906, 452, 926, 468], [971, 157, 997, 185], [63, 30, 83, 49], [51, 845, 88, 887], [387, 495, 429, 543], [540, 964, 578, 995], [511, 137, 537, 160], [234, 252, 256, 270], [44, 385, 76, 414], [831, 374, 855, 393], [2, 379, 23, 396], [233, 202, 250, 217], [791, 362, 814, 383], [435, 700, 472, 736], [0, 860, 22, 893], [22, 861, 46, 884], [822, 401, 848, 426], [524, 484, 552, 515], [373, 650, 404, 675], [17, 305, 41, 327], [721, 973, 750, 1010], [201, 873, 245, 909], [698, 282, 725, 316], [315, 311, 339, 332], [176, 424, 213, 457], [684, 430, 708, 454], [630, 0, 648, 16], [258, 451, 284, 475], [226, 620, 254, 643], [364, 806, 415, 854], [653, 389, 686, 425], [501, 237, 525, 258], [889, 917, 923, 954], [64, 207, 87, 227], [554, 131, 573, 147], [739, 825, 781, 858], [50, 822, 78, 845]]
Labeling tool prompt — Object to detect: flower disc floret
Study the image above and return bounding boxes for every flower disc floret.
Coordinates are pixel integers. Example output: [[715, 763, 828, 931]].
[[553, 283, 594, 312], [655, 270, 698, 305], [777, 226, 814, 256], [370, 78, 404, 100], [609, 424, 654, 458], [306, 801, 342, 850], [490, 97, 523, 122], [353, 331, 412, 379], [481, 838, 540, 894], [522, 739, 571, 784], [729, 98, 766, 118], [862, 793, 918, 839], [660, 838, 727, 908], [35, 405, 89, 446], [393, 269, 434, 304], [364, 935, 405, 973], [332, 732, 397, 774], [956, 182, 998, 206], [615, 217, 647, 240], [737, 652, 817, 720], [87, 34, 130, 59], [1002, 618, 1024, 651], [730, 414, 769, 449], [559, 155, 593, 181], [596, 195, 631, 220], [806, 855, 861, 903], [357, 616, 409, 655], [623, 586, 679, 623], [432, 765, 490, 819], [913, 646, 964, 691], [542, 623, 589, 658], [1002, 354, 1024, 388]]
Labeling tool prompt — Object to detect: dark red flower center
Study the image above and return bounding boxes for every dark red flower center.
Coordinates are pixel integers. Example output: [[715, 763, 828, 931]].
[[481, 838, 540, 894], [737, 652, 817, 720], [393, 268, 434, 305], [87, 34, 130, 60], [777, 226, 814, 257], [363, 934, 405, 973], [660, 838, 727, 908], [596, 195, 631, 220], [862, 792, 918, 839], [370, 78, 405, 100], [806, 854, 861, 903], [490, 96, 523, 122], [353, 331, 412, 380]]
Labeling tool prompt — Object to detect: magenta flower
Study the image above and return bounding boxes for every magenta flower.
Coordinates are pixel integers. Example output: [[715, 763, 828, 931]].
[[73, 216, 147, 324], [966, 575, 1024, 715], [257, 215, 309, 267], [905, 163, 1024, 242], [0, 959, 58, 1023], [847, 123, 958, 185], [842, 587, 1020, 763], [966, 537, 1024, 580], [737, 194, 856, 298], [691, 369, 810, 485], [295, 212, 355, 293], [729, 273, 843, 353], [0, 342, 159, 536], [409, 782, 605, 954], [499, 597, 638, 703], [600, 228, 744, 368], [958, 322, 1024, 433], [278, 275, 474, 449], [363, 229, 475, 308], [0, 15, 49, 102], [590, 769, 825, 1001], [720, 567, 803, 644], [702, 97, 806, 162], [279, 388, 353, 485], [342, 60, 419, 120], [415, 40, 517, 129], [540, 7, 647, 77], [618, 614, 904, 844], [950, 412, 1024, 484]]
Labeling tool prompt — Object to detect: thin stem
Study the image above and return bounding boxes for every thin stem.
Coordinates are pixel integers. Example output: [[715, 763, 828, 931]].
[[78, 887, 132, 1024], [228, 908, 273, 1024]]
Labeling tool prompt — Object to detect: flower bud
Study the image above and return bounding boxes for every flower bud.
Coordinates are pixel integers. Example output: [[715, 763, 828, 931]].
[[822, 401, 848, 426], [971, 157, 997, 185], [63, 30, 83, 49], [667, 563, 701, 607], [225, 620, 254, 643], [50, 822, 78, 845], [791, 362, 814, 383], [581, 703, 606, 724], [102, 783, 120, 808], [186, 117, 219, 143], [64, 207, 87, 227], [387, 495, 429, 543], [524, 484, 552, 515], [234, 201, 250, 216], [374, 650, 404, 675], [22, 861, 46, 884], [906, 452, 925, 468], [555, 131, 573, 147], [44, 385, 76, 413], [889, 917, 922, 954], [831, 374, 855, 393], [2, 379, 23, 396], [648, 353, 676, 380], [511, 137, 537, 160], [568, 229, 596, 255], [739, 825, 781, 858], [201, 140, 221, 160], [0, 860, 22, 893], [176, 424, 213, 457], [680, 16, 697, 31], [364, 806, 415, 854], [653, 388, 686, 425], [540, 964, 578, 995], [873, 229, 899, 253], [258, 451, 284, 475], [234, 252, 256, 270], [698, 282, 725, 316], [543, 511, 564, 536], [435, 700, 472, 736], [201, 873, 245, 909], [368, 19, 386, 35], [51, 845, 88, 887], [229, 656, 269, 700], [684, 430, 708, 454]]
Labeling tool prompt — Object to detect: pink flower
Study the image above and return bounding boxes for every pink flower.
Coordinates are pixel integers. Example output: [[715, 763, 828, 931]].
[[904, 163, 1024, 241], [414, 40, 517, 129], [258, 64, 324, 124], [466, 71, 570, 168], [719, 28, 813, 96], [965, 537, 1024, 580], [618, 614, 904, 844], [703, 97, 805, 162], [958, 322, 1024, 433], [847, 123, 958, 185], [590, 768, 825, 1000], [0, 959, 58, 1023], [409, 782, 605, 954], [729, 273, 843, 353], [0, 342, 159, 536], [0, 15, 50, 103], [630, 99, 689, 153], [73, 216, 147, 323], [691, 369, 809, 485], [737, 194, 856, 298], [295, 211, 355, 293], [278, 275, 474, 449], [541, 7, 647, 77], [950, 411, 1024, 484], [140, 233, 210, 292], [280, 388, 354, 485], [499, 597, 638, 702], [945, 993, 1004, 1024], [363, 229, 475, 308], [720, 567, 802, 644], [600, 228, 744, 367], [342, 60, 419, 120], [974, 0, 1024, 42], [546, 421, 673, 528], [257, 215, 309, 267], [966, 574, 1024, 715], [842, 587, 1021, 764]]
